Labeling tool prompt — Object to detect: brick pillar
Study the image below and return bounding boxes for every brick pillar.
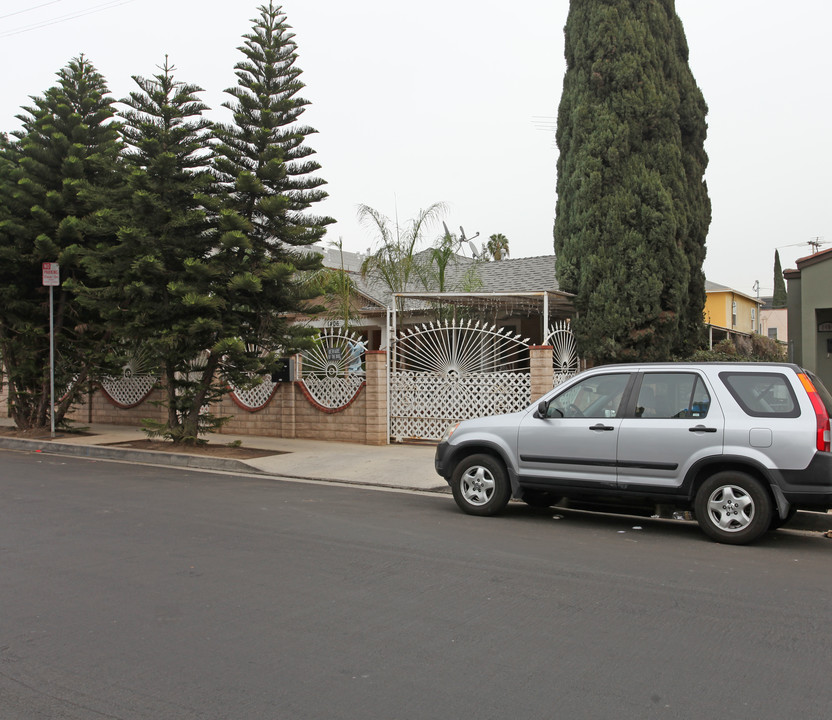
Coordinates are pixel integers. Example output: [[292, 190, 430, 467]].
[[0, 374, 9, 418], [281, 353, 299, 438], [363, 350, 388, 445], [529, 345, 554, 403]]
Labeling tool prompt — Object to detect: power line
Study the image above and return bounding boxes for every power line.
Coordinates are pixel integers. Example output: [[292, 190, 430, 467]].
[[0, 1, 65, 21], [0, 0, 135, 38]]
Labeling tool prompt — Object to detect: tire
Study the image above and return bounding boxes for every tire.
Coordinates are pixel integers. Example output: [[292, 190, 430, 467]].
[[522, 490, 562, 508], [450, 453, 511, 517], [694, 471, 773, 545]]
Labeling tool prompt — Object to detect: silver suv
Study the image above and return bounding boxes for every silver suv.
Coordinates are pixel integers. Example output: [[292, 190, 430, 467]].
[[434, 363, 832, 544]]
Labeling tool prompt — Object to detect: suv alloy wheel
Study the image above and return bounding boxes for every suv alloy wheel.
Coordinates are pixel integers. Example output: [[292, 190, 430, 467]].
[[694, 471, 773, 544]]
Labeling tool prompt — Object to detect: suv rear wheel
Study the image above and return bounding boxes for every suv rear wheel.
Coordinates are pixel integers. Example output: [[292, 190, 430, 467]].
[[694, 471, 773, 545], [451, 454, 511, 516]]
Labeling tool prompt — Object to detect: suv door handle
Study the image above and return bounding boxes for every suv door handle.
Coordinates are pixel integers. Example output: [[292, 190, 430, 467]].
[[589, 423, 615, 431], [689, 425, 717, 433]]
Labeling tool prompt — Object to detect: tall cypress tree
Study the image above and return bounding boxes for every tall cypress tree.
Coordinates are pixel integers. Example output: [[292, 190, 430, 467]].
[[213, 2, 334, 353], [0, 57, 125, 429], [772, 250, 787, 308], [554, 0, 710, 362]]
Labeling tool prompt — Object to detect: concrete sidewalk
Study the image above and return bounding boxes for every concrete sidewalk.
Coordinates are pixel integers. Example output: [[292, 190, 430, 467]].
[[0, 419, 446, 492]]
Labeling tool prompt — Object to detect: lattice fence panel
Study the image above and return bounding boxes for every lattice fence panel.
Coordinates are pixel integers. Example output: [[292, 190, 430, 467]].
[[229, 377, 278, 411], [390, 371, 531, 441]]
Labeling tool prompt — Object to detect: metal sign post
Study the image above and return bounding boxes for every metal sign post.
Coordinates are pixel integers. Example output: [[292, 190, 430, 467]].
[[42, 263, 60, 437]]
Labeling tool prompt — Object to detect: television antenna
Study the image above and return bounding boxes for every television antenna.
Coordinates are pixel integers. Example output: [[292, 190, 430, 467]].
[[778, 236, 829, 254], [459, 226, 480, 258]]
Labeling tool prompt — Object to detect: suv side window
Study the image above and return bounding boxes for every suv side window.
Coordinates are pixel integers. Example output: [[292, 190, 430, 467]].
[[635, 373, 710, 419], [719, 371, 800, 418], [547, 373, 631, 419]]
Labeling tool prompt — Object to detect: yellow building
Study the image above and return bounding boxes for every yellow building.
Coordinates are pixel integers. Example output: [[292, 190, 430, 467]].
[[704, 281, 762, 335]]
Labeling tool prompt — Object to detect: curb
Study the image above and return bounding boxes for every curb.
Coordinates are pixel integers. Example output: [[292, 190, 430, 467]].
[[0, 437, 450, 494], [0, 436, 263, 475]]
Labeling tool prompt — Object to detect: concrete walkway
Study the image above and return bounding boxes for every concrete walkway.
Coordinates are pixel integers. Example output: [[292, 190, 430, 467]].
[[1, 418, 830, 535], [0, 419, 446, 492]]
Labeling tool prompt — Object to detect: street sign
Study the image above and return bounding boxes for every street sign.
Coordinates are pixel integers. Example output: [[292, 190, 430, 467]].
[[42, 262, 60, 286]]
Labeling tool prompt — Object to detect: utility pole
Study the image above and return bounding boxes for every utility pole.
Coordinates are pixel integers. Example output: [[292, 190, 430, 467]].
[[752, 280, 761, 334]]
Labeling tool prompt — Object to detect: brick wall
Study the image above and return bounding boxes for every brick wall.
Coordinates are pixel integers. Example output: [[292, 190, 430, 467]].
[[43, 352, 392, 445]]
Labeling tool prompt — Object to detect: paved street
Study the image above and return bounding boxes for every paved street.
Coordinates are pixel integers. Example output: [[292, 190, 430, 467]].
[[2, 450, 831, 719]]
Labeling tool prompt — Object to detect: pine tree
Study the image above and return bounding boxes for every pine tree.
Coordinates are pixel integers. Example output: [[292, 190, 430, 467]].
[[213, 2, 334, 337], [75, 58, 236, 443], [0, 57, 125, 429], [554, 0, 710, 362], [772, 250, 787, 308]]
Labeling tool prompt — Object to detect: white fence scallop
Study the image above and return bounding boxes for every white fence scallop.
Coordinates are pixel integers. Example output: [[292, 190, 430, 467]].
[[299, 329, 366, 410], [546, 319, 580, 386], [99, 353, 157, 408]]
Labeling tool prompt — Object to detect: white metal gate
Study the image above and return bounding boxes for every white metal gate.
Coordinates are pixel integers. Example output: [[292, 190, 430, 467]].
[[389, 321, 532, 442]]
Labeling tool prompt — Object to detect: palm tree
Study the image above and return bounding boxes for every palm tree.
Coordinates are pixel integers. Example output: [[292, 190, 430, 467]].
[[307, 237, 361, 331], [486, 233, 510, 261], [358, 202, 447, 311]]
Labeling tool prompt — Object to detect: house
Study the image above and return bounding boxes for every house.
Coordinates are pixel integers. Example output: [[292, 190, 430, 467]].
[[704, 281, 763, 346], [758, 296, 788, 343], [784, 247, 832, 391], [297, 246, 575, 348]]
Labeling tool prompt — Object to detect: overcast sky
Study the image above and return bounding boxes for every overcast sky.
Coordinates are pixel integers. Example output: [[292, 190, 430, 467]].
[[1, 0, 830, 298]]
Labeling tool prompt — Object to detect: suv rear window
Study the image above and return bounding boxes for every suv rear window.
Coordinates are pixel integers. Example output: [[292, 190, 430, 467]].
[[719, 371, 800, 418]]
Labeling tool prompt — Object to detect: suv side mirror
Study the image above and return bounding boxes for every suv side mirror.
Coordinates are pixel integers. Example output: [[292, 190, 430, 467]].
[[537, 400, 549, 418]]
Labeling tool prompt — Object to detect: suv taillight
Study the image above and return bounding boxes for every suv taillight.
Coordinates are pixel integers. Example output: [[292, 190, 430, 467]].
[[798, 373, 831, 452]]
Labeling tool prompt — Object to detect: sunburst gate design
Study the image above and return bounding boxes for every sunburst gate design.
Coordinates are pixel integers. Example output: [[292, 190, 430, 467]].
[[546, 320, 579, 385], [299, 329, 367, 409], [389, 321, 532, 442], [394, 320, 531, 376], [99, 349, 158, 408]]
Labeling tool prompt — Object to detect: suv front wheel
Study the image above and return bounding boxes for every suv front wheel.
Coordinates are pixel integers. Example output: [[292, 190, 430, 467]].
[[451, 454, 511, 517], [694, 471, 773, 545]]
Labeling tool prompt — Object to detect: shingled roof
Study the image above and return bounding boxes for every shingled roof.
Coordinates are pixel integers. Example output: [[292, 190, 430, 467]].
[[303, 244, 564, 310]]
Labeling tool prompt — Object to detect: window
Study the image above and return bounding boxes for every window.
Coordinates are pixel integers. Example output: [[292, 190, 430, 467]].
[[732, 300, 738, 327], [719, 372, 800, 418], [547, 373, 631, 419], [634, 373, 710, 419], [767, 328, 778, 340]]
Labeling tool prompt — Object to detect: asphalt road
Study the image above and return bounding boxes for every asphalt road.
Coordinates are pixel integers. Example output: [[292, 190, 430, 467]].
[[2, 450, 831, 720]]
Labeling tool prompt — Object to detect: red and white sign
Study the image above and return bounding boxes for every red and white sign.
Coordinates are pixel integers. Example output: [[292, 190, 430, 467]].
[[42, 262, 60, 286]]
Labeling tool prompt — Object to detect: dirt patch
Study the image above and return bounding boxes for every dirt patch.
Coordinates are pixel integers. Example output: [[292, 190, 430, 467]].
[[104, 439, 284, 460]]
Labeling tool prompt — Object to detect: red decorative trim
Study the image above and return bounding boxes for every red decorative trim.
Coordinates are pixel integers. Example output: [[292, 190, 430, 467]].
[[296, 379, 366, 414], [228, 384, 280, 413], [97, 381, 156, 409], [528, 345, 554, 350]]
